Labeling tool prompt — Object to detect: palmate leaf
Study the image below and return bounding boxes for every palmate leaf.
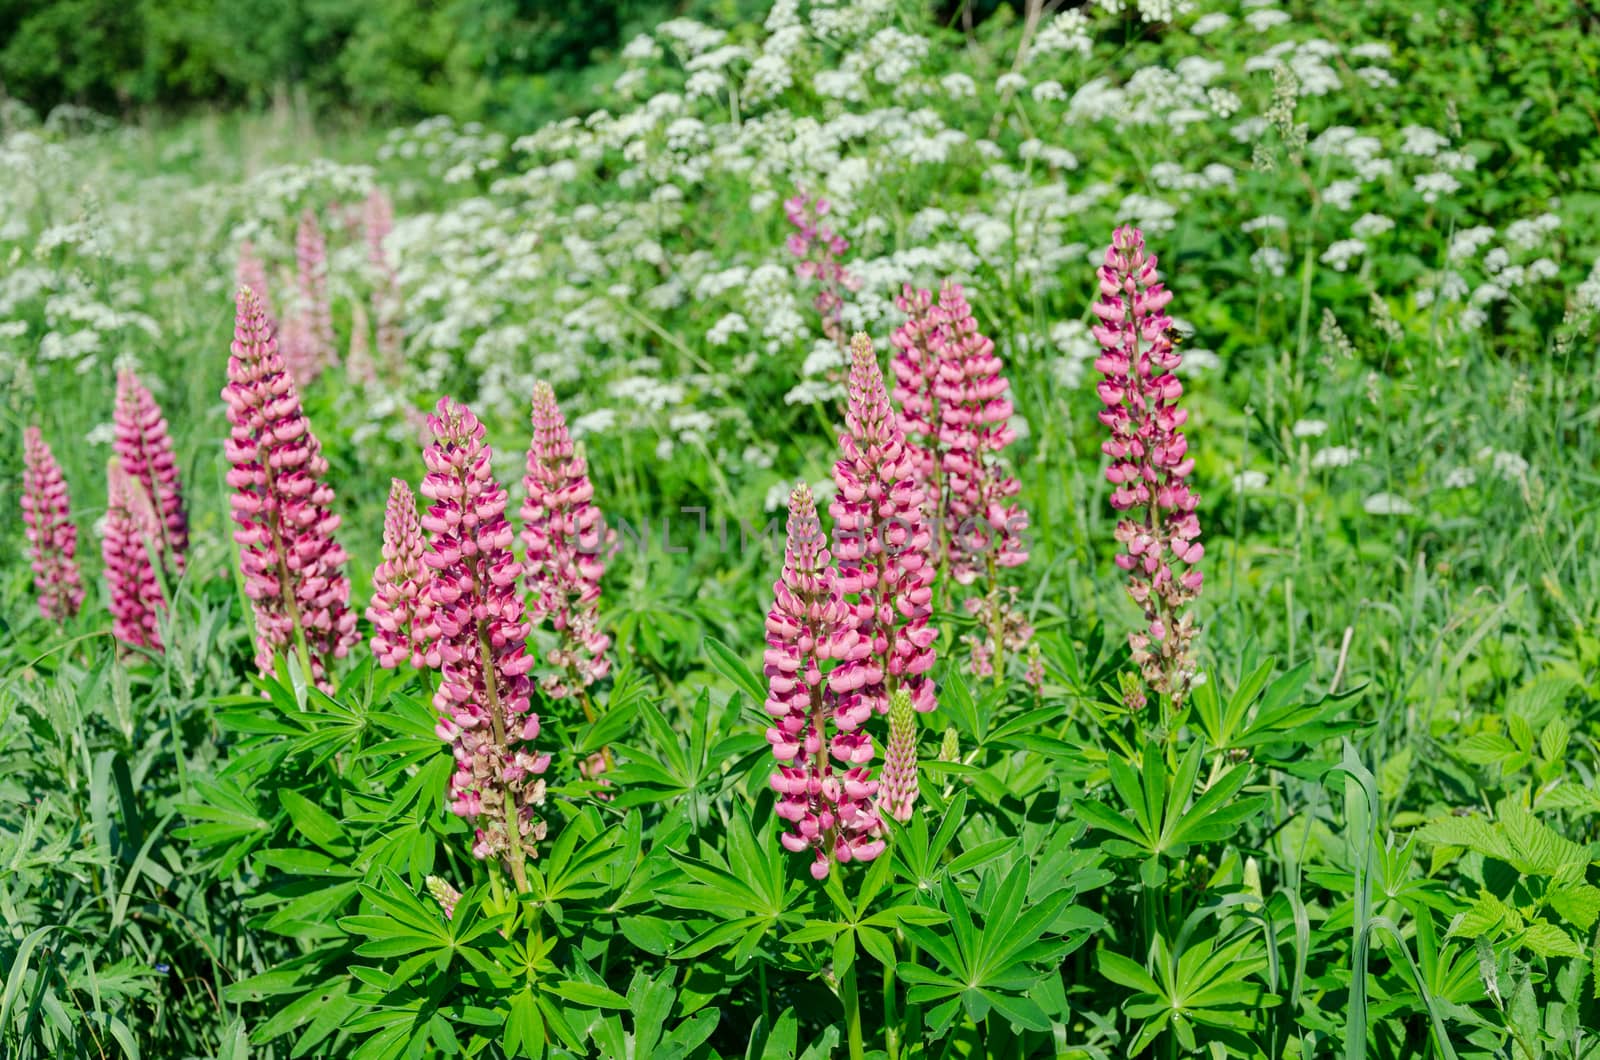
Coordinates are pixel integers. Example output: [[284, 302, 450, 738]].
[[897, 859, 1085, 1034], [1078, 740, 1265, 861], [1101, 930, 1272, 1055]]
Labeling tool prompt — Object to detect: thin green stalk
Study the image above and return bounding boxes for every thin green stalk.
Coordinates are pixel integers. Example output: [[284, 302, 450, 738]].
[[841, 958, 864, 1060]]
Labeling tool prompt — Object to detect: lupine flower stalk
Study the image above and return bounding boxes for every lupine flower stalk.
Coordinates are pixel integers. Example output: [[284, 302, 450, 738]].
[[1093, 226, 1203, 707], [294, 210, 334, 378], [893, 282, 1031, 676], [890, 285, 944, 504], [522, 382, 612, 704], [279, 311, 316, 389], [784, 191, 860, 353], [933, 283, 1028, 585], [222, 286, 357, 684], [346, 300, 377, 386], [236, 240, 274, 325], [829, 332, 937, 715], [765, 482, 885, 880], [367, 478, 431, 669], [419, 398, 547, 890], [21, 427, 85, 622], [114, 370, 189, 573], [102, 461, 166, 651], [363, 187, 404, 368], [876, 690, 919, 823]]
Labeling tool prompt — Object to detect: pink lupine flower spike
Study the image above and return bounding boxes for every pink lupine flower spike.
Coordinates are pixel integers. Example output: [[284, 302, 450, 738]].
[[1093, 226, 1203, 708], [21, 427, 86, 623], [222, 285, 358, 685], [102, 461, 166, 652], [784, 191, 860, 354], [419, 398, 547, 890], [522, 381, 613, 709], [367, 478, 431, 669], [114, 370, 189, 574], [830, 332, 937, 716], [765, 482, 885, 880]]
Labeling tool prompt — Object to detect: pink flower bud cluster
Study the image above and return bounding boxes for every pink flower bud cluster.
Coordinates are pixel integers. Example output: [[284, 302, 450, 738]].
[[829, 333, 937, 716], [102, 461, 166, 651], [114, 370, 189, 573], [367, 478, 432, 669], [522, 382, 612, 700], [236, 240, 274, 326], [765, 482, 885, 880], [363, 188, 403, 368], [286, 210, 334, 385], [419, 399, 549, 869], [784, 191, 861, 352], [1092, 226, 1203, 706], [21, 427, 86, 623], [876, 690, 919, 823], [222, 286, 357, 683]]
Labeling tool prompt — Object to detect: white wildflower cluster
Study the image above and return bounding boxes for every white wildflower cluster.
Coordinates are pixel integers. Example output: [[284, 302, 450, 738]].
[[11, 0, 1589, 503]]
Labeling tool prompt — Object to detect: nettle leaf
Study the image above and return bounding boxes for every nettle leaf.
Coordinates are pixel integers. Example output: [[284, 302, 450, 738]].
[[1452, 892, 1522, 939], [1455, 732, 1518, 766], [1498, 801, 1590, 879], [1517, 922, 1584, 959], [1548, 883, 1600, 933]]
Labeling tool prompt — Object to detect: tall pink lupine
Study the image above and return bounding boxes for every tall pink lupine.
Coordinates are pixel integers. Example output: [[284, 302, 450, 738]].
[[765, 482, 885, 880], [102, 461, 166, 652], [893, 282, 1031, 676], [278, 311, 317, 389], [784, 191, 860, 353], [932, 283, 1028, 585], [522, 382, 612, 703], [236, 240, 274, 326], [367, 478, 431, 669], [114, 370, 189, 574], [890, 285, 944, 504], [346, 300, 378, 387], [1093, 226, 1203, 708], [21, 427, 85, 622], [222, 285, 358, 684], [294, 210, 334, 378], [830, 332, 937, 716], [418, 399, 547, 889], [363, 187, 403, 368]]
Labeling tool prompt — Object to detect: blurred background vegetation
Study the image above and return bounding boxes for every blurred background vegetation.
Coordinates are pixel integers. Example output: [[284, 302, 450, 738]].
[[0, 0, 794, 126]]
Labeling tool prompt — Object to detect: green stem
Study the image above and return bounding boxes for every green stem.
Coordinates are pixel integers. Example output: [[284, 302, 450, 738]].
[[884, 957, 900, 1060], [842, 959, 864, 1060], [480, 624, 528, 894]]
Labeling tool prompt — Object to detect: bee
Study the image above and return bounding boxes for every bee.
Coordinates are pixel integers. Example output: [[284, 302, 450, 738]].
[[1162, 322, 1194, 347]]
